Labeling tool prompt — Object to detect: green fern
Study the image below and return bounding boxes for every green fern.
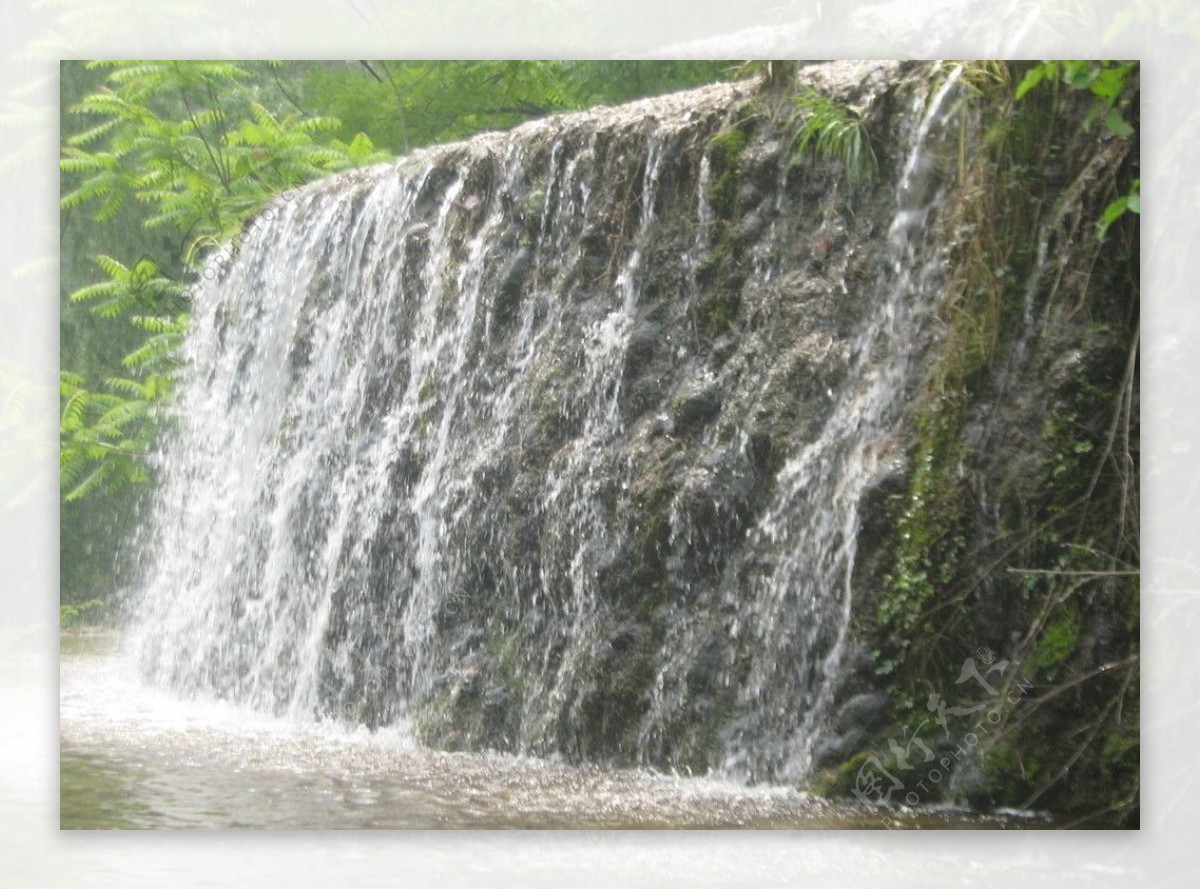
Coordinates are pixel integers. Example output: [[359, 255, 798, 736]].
[[789, 87, 878, 187], [59, 371, 155, 501], [60, 60, 397, 502]]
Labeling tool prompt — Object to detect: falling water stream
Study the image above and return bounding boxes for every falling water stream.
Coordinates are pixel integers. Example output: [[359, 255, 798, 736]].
[[60, 64, 1040, 828]]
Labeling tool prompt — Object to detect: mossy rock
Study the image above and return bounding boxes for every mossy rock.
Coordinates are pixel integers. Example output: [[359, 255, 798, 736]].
[[810, 750, 874, 799]]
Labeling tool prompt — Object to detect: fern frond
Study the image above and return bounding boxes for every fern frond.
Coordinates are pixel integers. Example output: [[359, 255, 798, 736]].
[[68, 280, 120, 303], [103, 61, 168, 84], [64, 461, 113, 502], [95, 398, 149, 430], [104, 376, 149, 397], [60, 388, 90, 431], [60, 371, 86, 392], [121, 333, 183, 370], [129, 314, 187, 334], [90, 254, 130, 279]]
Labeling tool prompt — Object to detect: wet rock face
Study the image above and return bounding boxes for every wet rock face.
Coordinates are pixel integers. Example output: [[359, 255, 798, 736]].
[[134, 62, 1011, 785], [812, 692, 892, 768]]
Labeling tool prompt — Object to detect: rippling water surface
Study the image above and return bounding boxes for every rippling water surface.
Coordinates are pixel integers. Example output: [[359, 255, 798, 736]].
[[60, 635, 1048, 830]]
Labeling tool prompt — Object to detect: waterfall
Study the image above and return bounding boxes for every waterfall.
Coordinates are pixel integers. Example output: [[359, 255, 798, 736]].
[[128, 64, 967, 781], [719, 66, 966, 781]]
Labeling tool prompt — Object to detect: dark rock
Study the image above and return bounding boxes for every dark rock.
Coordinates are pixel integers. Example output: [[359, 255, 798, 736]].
[[812, 728, 872, 769], [685, 633, 721, 694], [711, 334, 738, 364], [132, 63, 1139, 823], [833, 692, 892, 735], [492, 248, 533, 333], [623, 321, 663, 381], [672, 378, 722, 435]]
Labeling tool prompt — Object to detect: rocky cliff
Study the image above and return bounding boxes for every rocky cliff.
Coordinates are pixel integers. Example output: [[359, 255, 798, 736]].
[[129, 61, 1139, 825]]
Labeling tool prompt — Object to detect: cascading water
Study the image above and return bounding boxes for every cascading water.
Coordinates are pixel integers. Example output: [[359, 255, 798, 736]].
[[129, 62, 968, 783], [717, 66, 966, 781]]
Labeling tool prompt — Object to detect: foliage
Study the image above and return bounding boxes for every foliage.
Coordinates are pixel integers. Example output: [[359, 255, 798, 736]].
[[866, 61, 1140, 825], [60, 598, 106, 628], [1013, 60, 1136, 134], [1014, 60, 1140, 239], [67, 254, 184, 322], [302, 61, 734, 153], [788, 87, 877, 186], [61, 61, 736, 510], [59, 256, 187, 503], [60, 61, 390, 505], [1097, 177, 1140, 241], [60, 370, 154, 502], [59, 60, 736, 606], [63, 61, 389, 267]]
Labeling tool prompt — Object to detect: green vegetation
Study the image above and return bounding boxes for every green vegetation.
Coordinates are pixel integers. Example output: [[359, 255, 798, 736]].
[[876, 405, 970, 682], [1013, 60, 1140, 240], [59, 60, 1140, 824], [788, 87, 877, 186], [60, 598, 106, 628], [1014, 60, 1136, 134], [60, 61, 388, 504], [696, 123, 754, 338], [59, 60, 736, 611], [303, 61, 733, 154], [705, 126, 749, 216], [863, 60, 1140, 826]]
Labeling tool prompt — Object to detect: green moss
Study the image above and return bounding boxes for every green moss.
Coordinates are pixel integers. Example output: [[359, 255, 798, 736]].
[[696, 236, 731, 281], [698, 290, 739, 338], [876, 400, 970, 678], [706, 127, 748, 220], [572, 624, 662, 759], [690, 124, 756, 342], [971, 741, 1037, 809], [523, 187, 546, 220], [695, 226, 742, 339], [630, 462, 679, 574], [610, 645, 656, 729], [810, 750, 873, 799], [1030, 610, 1079, 671], [707, 127, 748, 165]]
